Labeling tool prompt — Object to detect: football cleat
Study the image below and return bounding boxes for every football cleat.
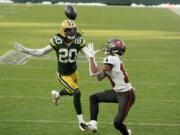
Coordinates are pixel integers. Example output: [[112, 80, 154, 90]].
[[128, 129, 132, 135], [51, 90, 60, 106], [79, 122, 87, 132], [80, 121, 97, 133]]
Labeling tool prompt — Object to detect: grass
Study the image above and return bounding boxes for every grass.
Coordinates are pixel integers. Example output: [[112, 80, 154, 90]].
[[0, 3, 180, 135]]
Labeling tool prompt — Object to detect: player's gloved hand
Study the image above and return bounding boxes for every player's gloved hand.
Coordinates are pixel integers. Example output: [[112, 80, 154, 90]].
[[87, 43, 99, 57], [13, 42, 27, 53]]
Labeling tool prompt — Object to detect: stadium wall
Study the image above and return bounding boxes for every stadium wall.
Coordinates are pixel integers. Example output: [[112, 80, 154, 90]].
[[131, 0, 180, 5], [13, 0, 180, 5]]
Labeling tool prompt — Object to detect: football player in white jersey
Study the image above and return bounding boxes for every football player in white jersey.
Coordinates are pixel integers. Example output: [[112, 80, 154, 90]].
[[81, 39, 135, 135]]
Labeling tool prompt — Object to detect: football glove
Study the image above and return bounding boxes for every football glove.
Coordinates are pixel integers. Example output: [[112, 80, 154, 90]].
[[87, 43, 99, 57], [87, 43, 99, 76], [13, 42, 53, 56], [13, 42, 28, 53]]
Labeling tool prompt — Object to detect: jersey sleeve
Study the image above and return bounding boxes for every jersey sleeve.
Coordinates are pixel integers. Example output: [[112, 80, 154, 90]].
[[76, 37, 86, 50], [49, 34, 63, 50], [80, 39, 86, 48], [103, 56, 116, 66]]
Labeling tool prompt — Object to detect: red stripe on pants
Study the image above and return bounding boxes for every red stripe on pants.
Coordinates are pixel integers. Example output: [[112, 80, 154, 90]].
[[121, 90, 133, 122]]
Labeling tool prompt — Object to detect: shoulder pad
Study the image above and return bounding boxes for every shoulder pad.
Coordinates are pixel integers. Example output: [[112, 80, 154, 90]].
[[49, 34, 63, 48], [74, 37, 86, 48], [53, 35, 63, 45], [74, 37, 83, 44]]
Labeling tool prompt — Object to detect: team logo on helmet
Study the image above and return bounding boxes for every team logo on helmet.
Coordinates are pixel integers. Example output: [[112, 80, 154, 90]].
[[60, 19, 77, 40], [104, 38, 126, 56]]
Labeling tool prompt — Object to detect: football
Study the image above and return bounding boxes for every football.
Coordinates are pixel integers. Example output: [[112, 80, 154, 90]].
[[64, 5, 77, 20]]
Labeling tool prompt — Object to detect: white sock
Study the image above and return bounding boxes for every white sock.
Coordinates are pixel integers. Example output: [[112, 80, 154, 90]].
[[77, 114, 84, 123], [90, 120, 97, 126]]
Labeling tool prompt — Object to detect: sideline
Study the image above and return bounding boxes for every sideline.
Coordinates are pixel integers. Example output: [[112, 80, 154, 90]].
[[167, 3, 180, 16]]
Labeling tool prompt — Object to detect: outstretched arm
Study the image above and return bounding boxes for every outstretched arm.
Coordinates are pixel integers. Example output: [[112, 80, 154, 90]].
[[13, 42, 53, 56], [80, 46, 92, 59], [89, 57, 112, 81], [87, 43, 112, 81]]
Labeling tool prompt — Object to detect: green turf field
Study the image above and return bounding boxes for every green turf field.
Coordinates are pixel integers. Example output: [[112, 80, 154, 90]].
[[0, 3, 180, 135]]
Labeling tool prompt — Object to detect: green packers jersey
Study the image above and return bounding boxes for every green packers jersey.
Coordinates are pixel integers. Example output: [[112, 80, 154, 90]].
[[49, 34, 86, 75]]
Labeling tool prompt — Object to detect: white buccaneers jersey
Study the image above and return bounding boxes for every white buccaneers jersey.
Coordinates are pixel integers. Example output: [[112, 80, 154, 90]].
[[103, 55, 133, 92]]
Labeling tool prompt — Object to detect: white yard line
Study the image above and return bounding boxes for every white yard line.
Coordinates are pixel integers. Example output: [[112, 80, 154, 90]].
[[31, 56, 179, 63], [0, 119, 179, 127], [0, 95, 50, 99], [129, 44, 180, 48], [0, 50, 178, 65], [0, 95, 179, 102], [0, 50, 31, 65], [0, 78, 177, 85], [3, 65, 179, 73]]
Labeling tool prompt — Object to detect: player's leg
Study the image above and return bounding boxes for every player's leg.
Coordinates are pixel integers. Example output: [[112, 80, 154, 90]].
[[81, 89, 117, 132], [90, 89, 118, 121], [55, 71, 86, 131], [51, 73, 73, 105], [113, 89, 135, 135], [67, 72, 86, 131], [64, 71, 83, 116], [51, 87, 73, 105]]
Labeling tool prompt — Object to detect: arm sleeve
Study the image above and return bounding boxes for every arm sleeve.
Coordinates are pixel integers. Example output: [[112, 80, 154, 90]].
[[23, 45, 53, 56], [80, 46, 93, 58], [49, 37, 57, 49]]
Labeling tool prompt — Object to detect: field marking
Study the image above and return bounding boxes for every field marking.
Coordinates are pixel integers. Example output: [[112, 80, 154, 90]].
[[2, 65, 179, 73], [0, 78, 177, 85], [31, 55, 180, 62], [0, 51, 179, 65], [0, 119, 179, 127], [136, 51, 177, 55], [0, 95, 179, 102], [168, 4, 180, 16], [0, 22, 58, 27], [129, 44, 180, 48], [0, 22, 179, 39], [0, 7, 27, 18], [1, 63, 179, 73], [0, 50, 31, 65], [31, 56, 179, 63]]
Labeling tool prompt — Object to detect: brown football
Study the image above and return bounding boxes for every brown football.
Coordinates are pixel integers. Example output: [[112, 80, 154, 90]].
[[64, 5, 77, 20]]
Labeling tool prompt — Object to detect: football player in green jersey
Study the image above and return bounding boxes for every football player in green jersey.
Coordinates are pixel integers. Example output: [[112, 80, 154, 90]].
[[13, 19, 93, 131]]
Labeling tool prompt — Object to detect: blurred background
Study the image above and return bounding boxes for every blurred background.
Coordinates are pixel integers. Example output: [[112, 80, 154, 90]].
[[0, 1, 180, 135], [0, 0, 180, 5]]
